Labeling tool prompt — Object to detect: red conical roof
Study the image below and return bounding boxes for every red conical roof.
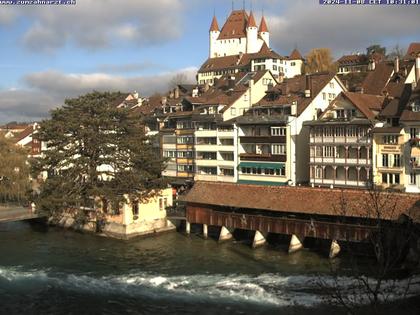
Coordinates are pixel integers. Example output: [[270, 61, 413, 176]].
[[247, 11, 257, 28], [259, 16, 268, 33], [210, 15, 219, 32]]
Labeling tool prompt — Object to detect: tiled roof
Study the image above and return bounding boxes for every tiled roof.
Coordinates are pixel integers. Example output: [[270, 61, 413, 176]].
[[210, 15, 219, 32], [218, 10, 249, 40], [257, 72, 337, 115], [400, 82, 420, 122], [337, 54, 369, 66], [341, 92, 385, 120], [288, 49, 303, 60], [182, 181, 420, 222], [259, 16, 268, 32], [198, 42, 283, 73], [361, 61, 394, 95], [247, 11, 257, 28], [14, 124, 36, 143], [405, 42, 420, 60]]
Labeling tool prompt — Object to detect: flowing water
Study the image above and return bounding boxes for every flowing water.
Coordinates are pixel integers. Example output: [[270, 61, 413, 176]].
[[0, 221, 419, 315]]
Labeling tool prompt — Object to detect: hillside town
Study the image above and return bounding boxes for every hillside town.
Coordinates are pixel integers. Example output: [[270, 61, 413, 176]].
[[1, 10, 420, 238], [1, 6, 420, 314]]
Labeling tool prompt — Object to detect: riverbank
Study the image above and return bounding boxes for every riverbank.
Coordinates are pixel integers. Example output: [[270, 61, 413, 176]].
[[1, 221, 420, 314]]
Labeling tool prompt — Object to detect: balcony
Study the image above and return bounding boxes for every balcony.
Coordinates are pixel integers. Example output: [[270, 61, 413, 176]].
[[240, 136, 286, 144], [310, 157, 371, 166], [217, 131, 234, 138], [195, 144, 218, 152], [240, 153, 286, 162], [195, 159, 219, 167], [195, 130, 217, 137], [311, 178, 368, 188]]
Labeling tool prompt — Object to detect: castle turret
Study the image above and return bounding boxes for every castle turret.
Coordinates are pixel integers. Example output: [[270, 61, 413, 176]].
[[259, 16, 270, 47], [209, 15, 220, 58], [246, 11, 258, 54]]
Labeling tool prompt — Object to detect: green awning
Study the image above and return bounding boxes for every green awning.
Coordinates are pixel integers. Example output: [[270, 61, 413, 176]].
[[239, 162, 285, 169]]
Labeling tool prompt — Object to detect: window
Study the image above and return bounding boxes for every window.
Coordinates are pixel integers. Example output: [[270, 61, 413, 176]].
[[315, 146, 323, 157], [336, 109, 345, 118], [177, 136, 193, 144], [315, 167, 323, 179], [271, 127, 286, 136], [383, 135, 398, 144], [324, 146, 335, 157], [329, 82, 334, 89], [322, 92, 326, 100], [244, 94, 248, 101], [177, 165, 194, 172], [132, 202, 139, 216], [410, 128, 419, 139], [382, 154, 389, 167], [159, 197, 168, 211], [393, 154, 401, 167], [272, 144, 286, 155], [177, 151, 194, 158], [410, 173, 417, 185], [291, 62, 296, 66], [273, 65, 278, 71]]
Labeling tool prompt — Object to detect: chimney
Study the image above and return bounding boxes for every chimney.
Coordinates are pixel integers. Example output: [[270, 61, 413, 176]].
[[416, 53, 420, 85], [305, 75, 311, 98], [174, 87, 180, 99], [161, 96, 167, 106], [169, 90, 174, 99], [369, 59, 376, 71], [133, 91, 139, 99], [228, 76, 236, 90], [394, 57, 400, 74], [291, 101, 297, 116]]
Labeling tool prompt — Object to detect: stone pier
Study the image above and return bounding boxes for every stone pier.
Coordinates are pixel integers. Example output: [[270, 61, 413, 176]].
[[252, 230, 266, 248], [218, 226, 232, 242], [186, 221, 191, 234], [203, 224, 208, 239], [329, 240, 341, 259], [288, 234, 303, 253]]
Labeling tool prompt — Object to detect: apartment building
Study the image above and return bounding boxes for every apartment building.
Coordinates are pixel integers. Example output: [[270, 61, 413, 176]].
[[307, 92, 386, 188]]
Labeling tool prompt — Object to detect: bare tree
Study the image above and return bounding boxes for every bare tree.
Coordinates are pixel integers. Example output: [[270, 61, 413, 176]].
[[318, 188, 418, 315], [304, 48, 337, 74], [168, 73, 188, 89], [387, 44, 404, 60]]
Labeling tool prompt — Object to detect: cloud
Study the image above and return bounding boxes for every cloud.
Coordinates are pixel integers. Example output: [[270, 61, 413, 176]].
[[8, 0, 183, 52], [0, 67, 197, 123], [265, 1, 420, 57], [96, 62, 168, 74]]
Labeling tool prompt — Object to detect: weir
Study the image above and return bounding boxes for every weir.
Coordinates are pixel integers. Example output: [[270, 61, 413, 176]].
[[0, 206, 44, 224]]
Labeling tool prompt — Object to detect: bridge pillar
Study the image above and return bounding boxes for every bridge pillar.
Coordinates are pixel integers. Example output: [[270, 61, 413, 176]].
[[186, 221, 191, 234], [252, 230, 266, 248], [203, 224, 208, 239], [288, 234, 303, 254], [329, 240, 341, 259], [218, 226, 232, 242]]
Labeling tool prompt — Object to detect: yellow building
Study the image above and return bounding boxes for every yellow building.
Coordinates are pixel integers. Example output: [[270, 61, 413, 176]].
[[372, 127, 405, 190], [102, 188, 175, 239]]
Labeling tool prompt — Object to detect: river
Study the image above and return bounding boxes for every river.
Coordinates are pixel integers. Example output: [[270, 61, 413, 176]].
[[0, 221, 419, 314]]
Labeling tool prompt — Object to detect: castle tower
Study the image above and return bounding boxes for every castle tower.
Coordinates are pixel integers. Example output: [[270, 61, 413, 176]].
[[246, 11, 258, 54], [259, 16, 270, 47], [209, 15, 220, 58]]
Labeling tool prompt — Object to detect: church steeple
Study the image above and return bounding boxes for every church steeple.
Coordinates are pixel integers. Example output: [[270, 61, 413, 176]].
[[209, 15, 219, 32]]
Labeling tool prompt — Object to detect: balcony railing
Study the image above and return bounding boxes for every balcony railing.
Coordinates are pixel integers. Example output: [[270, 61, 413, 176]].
[[240, 136, 286, 144], [240, 153, 286, 162]]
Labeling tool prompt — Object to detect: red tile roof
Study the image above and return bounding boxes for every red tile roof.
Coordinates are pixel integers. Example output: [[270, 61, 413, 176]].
[[218, 10, 249, 40], [257, 73, 338, 115], [182, 181, 420, 222], [14, 124, 36, 143], [198, 43, 283, 73], [247, 11, 257, 28], [362, 61, 394, 95], [259, 16, 268, 32], [405, 42, 420, 60], [289, 49, 303, 60], [340, 92, 386, 120], [210, 15, 219, 32]]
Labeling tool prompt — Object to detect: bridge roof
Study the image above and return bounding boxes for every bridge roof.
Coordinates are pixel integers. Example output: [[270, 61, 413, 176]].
[[182, 181, 420, 222]]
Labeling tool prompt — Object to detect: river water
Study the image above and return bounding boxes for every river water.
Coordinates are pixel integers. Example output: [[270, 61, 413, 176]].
[[0, 221, 419, 315]]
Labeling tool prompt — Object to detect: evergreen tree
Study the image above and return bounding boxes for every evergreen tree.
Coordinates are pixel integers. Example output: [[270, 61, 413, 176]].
[[32, 91, 167, 219], [0, 133, 30, 204]]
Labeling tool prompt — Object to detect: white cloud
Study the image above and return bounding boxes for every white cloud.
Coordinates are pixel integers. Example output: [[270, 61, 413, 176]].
[[264, 1, 420, 57], [8, 0, 184, 52], [0, 67, 197, 123]]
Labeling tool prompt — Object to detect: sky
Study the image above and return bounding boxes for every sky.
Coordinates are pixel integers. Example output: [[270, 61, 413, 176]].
[[0, 0, 419, 123]]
